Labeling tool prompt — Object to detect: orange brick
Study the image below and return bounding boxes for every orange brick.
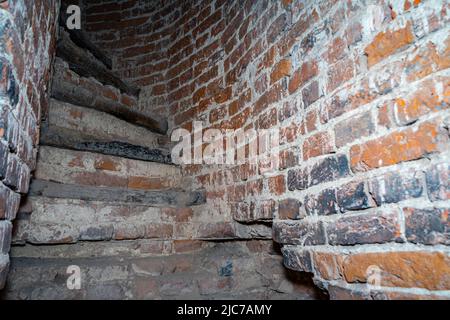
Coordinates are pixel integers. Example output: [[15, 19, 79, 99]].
[[395, 77, 449, 125], [270, 59, 292, 84], [350, 119, 448, 172], [128, 177, 170, 190], [365, 22, 415, 67], [405, 38, 450, 82], [288, 60, 318, 95], [342, 251, 450, 290], [94, 158, 122, 172]]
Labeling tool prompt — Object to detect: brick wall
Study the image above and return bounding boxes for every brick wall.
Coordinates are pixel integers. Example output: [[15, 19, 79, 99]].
[[0, 0, 59, 288], [85, 0, 450, 299]]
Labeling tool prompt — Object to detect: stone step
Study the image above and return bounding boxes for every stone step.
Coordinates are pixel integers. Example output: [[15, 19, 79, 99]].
[[35, 146, 182, 191], [2, 242, 306, 300], [12, 194, 206, 245], [40, 99, 172, 164], [57, 28, 139, 97], [12, 193, 272, 246], [51, 57, 167, 134], [59, 6, 113, 69], [28, 180, 206, 207]]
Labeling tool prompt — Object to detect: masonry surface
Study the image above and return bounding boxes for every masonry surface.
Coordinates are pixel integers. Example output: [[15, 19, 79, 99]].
[[0, 0, 449, 300]]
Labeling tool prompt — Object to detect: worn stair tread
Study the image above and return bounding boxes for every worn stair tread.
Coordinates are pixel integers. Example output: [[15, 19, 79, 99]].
[[59, 6, 112, 69], [40, 99, 172, 164], [13, 193, 206, 245], [40, 136, 172, 164], [51, 35, 168, 134], [52, 55, 167, 134], [35, 146, 182, 190], [28, 180, 206, 207], [57, 28, 139, 97]]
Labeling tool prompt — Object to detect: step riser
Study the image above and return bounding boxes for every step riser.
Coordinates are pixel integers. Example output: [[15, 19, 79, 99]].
[[13, 195, 268, 245], [59, 6, 113, 69], [3, 242, 298, 300], [28, 180, 205, 207], [51, 58, 167, 134], [35, 146, 182, 191], [57, 29, 139, 97], [13, 197, 208, 245], [45, 99, 166, 150]]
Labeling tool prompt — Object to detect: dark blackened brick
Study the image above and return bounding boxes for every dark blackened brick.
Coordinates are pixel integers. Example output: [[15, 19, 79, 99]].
[[0, 221, 12, 254], [425, 163, 449, 201], [0, 57, 19, 107], [287, 167, 308, 191], [305, 188, 338, 216], [0, 142, 8, 178], [309, 154, 349, 187], [267, 13, 287, 44], [404, 207, 449, 245], [302, 80, 321, 108], [273, 220, 326, 245], [326, 209, 402, 245], [0, 183, 20, 220], [3, 154, 20, 189], [369, 171, 423, 205], [337, 181, 375, 212], [282, 247, 313, 273], [334, 111, 375, 148], [5, 112, 19, 152], [278, 198, 302, 220]]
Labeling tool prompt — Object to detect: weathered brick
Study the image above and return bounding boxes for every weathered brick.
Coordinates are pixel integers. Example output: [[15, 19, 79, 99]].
[[268, 175, 286, 196], [350, 120, 448, 172], [334, 111, 375, 148], [281, 247, 313, 273], [303, 131, 334, 160], [267, 13, 288, 44], [327, 209, 402, 245], [365, 22, 415, 67], [342, 251, 450, 291], [327, 58, 354, 92], [369, 170, 423, 205], [278, 198, 302, 220], [270, 59, 291, 84], [309, 154, 349, 187], [337, 181, 375, 212], [0, 183, 20, 220], [288, 60, 318, 95], [0, 220, 12, 254], [302, 80, 321, 108], [404, 207, 449, 245], [273, 220, 326, 245], [305, 188, 338, 216], [0, 255, 9, 289], [313, 251, 343, 281], [287, 167, 308, 191], [0, 142, 8, 178], [394, 78, 449, 125], [425, 163, 449, 201]]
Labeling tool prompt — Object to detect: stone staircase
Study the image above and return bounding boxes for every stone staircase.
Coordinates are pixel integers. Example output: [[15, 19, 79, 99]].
[[0, 27, 226, 299]]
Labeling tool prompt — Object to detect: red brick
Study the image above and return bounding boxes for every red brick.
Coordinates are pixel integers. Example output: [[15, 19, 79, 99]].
[[303, 131, 334, 160], [270, 59, 291, 84], [269, 175, 286, 196], [289, 60, 318, 95], [365, 22, 415, 68], [350, 119, 448, 172]]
